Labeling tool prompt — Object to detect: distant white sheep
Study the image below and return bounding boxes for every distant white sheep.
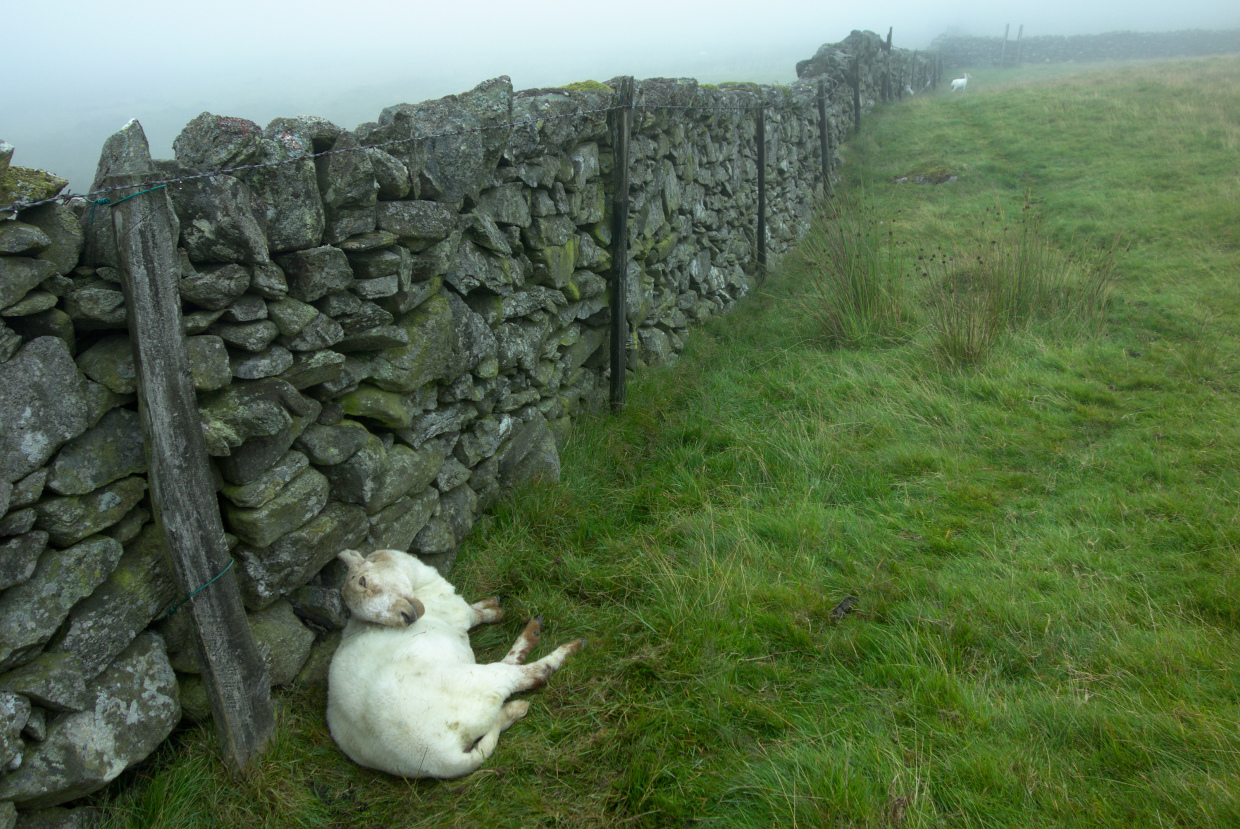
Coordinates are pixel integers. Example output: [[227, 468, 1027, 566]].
[[327, 548, 585, 779], [950, 73, 972, 92]]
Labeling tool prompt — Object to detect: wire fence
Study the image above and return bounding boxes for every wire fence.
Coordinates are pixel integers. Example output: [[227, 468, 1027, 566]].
[[0, 94, 793, 217]]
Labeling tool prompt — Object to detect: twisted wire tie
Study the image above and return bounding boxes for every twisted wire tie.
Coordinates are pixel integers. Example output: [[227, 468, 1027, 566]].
[[87, 184, 167, 224], [157, 557, 235, 621]]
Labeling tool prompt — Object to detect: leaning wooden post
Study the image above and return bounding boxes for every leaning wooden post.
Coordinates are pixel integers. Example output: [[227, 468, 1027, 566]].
[[817, 79, 833, 198], [102, 120, 273, 773], [755, 100, 766, 281], [608, 77, 634, 414], [851, 56, 862, 134]]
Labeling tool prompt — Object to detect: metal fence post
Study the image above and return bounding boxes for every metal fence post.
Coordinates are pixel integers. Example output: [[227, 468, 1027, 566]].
[[609, 78, 634, 414]]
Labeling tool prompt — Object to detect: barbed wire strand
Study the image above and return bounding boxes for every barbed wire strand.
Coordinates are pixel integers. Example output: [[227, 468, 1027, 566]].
[[1, 86, 851, 217]]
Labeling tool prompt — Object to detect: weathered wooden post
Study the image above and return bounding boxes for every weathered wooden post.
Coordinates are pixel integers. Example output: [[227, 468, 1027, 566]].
[[817, 79, 833, 197], [1001, 23, 1010, 67], [101, 120, 273, 773], [609, 77, 634, 414], [755, 101, 766, 281], [851, 56, 862, 134]]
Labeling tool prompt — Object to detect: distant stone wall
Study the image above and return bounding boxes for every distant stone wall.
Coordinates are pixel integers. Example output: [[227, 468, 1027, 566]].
[[0, 30, 932, 820], [934, 28, 1240, 70]]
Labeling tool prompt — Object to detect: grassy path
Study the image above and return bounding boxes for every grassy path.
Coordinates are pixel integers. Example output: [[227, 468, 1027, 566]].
[[98, 57, 1240, 828]]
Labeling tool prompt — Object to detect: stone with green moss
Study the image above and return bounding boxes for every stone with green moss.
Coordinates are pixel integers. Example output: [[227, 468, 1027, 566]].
[[529, 237, 578, 289], [233, 500, 368, 610], [197, 379, 303, 457], [474, 183, 532, 228], [0, 631, 178, 808], [0, 652, 88, 713], [46, 524, 177, 678], [360, 441, 447, 516], [293, 418, 369, 466], [0, 535, 124, 671], [224, 466, 329, 549], [33, 476, 147, 548], [0, 256, 57, 311], [246, 600, 314, 686], [368, 488, 438, 555], [46, 408, 146, 497], [0, 222, 51, 256], [0, 166, 67, 215], [338, 384, 421, 428], [357, 290, 455, 393], [559, 80, 613, 91], [220, 450, 309, 509]]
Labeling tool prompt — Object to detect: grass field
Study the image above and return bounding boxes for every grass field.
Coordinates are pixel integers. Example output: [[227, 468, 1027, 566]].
[[95, 56, 1240, 828]]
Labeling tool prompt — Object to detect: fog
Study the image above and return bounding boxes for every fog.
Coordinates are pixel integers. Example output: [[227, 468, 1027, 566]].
[[4, 0, 1238, 194]]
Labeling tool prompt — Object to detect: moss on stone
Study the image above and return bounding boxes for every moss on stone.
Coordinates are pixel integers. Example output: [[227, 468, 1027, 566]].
[[339, 384, 421, 429], [718, 82, 762, 94], [559, 80, 614, 92], [0, 166, 68, 211]]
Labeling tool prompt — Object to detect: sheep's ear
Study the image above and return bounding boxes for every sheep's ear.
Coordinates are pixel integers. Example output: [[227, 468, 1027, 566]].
[[338, 549, 366, 568]]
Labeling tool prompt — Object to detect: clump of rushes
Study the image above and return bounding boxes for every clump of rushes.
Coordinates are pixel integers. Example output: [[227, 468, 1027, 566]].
[[924, 202, 1119, 364], [789, 195, 910, 347], [921, 245, 1004, 365]]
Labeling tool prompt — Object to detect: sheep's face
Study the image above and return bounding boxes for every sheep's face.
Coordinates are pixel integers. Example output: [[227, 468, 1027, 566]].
[[338, 549, 426, 627]]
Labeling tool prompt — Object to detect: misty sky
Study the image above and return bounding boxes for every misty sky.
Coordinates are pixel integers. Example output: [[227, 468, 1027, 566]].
[[5, 0, 1239, 194]]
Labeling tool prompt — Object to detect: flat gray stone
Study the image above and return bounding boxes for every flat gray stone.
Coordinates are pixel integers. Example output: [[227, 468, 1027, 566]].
[[0, 536, 124, 672], [46, 409, 145, 497], [0, 339, 88, 484], [0, 632, 179, 809]]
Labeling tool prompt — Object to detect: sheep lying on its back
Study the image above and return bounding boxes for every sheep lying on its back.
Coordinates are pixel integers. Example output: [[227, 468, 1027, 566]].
[[327, 548, 585, 779]]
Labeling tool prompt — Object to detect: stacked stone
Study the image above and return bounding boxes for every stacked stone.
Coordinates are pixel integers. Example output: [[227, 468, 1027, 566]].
[[0, 27, 902, 817], [0, 145, 182, 823], [933, 29, 1240, 69]]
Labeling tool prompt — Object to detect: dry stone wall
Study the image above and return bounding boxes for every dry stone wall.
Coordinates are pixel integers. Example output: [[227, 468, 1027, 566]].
[[0, 30, 931, 820], [935, 28, 1240, 69]]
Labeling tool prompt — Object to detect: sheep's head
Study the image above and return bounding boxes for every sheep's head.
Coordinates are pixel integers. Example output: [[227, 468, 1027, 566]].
[[338, 549, 426, 627]]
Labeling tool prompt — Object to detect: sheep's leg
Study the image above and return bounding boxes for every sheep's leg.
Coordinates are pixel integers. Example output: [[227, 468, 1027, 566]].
[[438, 701, 530, 780], [502, 616, 543, 665], [514, 638, 586, 691], [468, 596, 504, 628], [464, 701, 529, 756]]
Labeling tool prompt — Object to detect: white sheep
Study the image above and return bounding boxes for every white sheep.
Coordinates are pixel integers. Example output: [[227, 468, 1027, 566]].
[[327, 548, 585, 779], [950, 73, 972, 92]]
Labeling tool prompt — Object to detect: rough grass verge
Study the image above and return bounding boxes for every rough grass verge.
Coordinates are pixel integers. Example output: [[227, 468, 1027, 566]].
[[787, 194, 910, 347]]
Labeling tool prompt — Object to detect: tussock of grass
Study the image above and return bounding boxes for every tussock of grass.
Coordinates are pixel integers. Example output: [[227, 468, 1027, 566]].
[[94, 56, 1240, 828], [919, 202, 1119, 364], [786, 195, 910, 347]]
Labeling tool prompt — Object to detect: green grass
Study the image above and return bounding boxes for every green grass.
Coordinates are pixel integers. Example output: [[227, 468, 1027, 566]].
[[93, 56, 1240, 828], [786, 194, 912, 347]]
